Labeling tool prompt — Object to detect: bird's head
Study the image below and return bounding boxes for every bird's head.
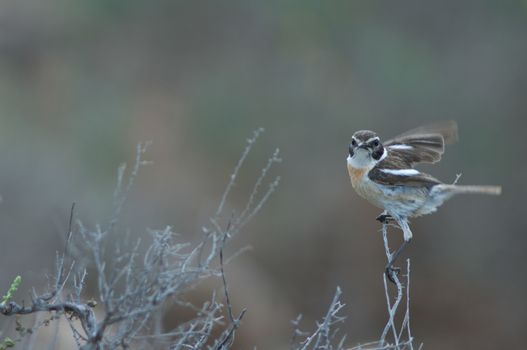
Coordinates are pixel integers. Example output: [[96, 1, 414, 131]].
[[348, 130, 385, 168]]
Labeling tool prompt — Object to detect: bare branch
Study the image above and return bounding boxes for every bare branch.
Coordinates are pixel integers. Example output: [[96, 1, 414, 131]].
[[290, 287, 347, 350], [0, 132, 279, 349], [378, 223, 414, 350], [215, 127, 264, 217]]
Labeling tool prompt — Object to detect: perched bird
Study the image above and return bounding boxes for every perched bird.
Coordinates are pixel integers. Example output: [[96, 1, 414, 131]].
[[346, 121, 501, 282]]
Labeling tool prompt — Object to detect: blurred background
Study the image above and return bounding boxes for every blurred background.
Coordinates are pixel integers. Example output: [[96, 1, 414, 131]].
[[0, 0, 525, 349]]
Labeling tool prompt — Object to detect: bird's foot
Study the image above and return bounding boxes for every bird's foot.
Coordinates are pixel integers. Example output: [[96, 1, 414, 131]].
[[385, 265, 401, 284], [376, 213, 394, 224]]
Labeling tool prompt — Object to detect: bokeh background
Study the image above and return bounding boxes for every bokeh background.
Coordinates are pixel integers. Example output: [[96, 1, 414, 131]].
[[0, 1, 525, 349]]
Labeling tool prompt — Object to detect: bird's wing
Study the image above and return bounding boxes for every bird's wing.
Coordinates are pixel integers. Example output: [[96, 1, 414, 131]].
[[368, 166, 442, 188], [384, 121, 458, 165]]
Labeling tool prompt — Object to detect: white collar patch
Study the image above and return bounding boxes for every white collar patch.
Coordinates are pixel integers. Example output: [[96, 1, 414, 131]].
[[388, 144, 413, 150], [380, 168, 420, 176]]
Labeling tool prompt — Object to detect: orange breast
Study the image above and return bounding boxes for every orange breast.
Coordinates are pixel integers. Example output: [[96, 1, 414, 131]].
[[347, 164, 368, 188], [347, 163, 384, 208]]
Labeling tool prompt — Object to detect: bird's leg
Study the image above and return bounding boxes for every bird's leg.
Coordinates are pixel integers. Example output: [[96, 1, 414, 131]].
[[376, 211, 394, 224], [385, 216, 413, 284], [385, 240, 411, 283]]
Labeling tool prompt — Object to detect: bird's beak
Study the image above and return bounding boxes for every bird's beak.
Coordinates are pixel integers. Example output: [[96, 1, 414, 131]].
[[357, 144, 370, 150]]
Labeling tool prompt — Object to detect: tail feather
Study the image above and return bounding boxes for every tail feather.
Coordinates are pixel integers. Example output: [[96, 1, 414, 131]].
[[439, 184, 502, 195]]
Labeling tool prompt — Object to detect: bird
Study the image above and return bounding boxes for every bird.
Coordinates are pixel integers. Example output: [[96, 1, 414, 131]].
[[346, 121, 501, 282]]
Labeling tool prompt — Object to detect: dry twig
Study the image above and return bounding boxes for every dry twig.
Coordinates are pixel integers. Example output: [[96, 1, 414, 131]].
[[0, 132, 280, 349]]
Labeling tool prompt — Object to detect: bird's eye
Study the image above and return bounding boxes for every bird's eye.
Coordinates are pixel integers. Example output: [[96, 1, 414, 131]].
[[371, 140, 379, 147], [351, 139, 357, 146]]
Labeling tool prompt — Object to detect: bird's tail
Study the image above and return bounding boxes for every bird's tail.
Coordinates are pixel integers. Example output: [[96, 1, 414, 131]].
[[438, 184, 502, 195]]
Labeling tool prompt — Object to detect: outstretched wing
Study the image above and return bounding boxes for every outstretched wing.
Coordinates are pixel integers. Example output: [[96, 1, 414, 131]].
[[384, 121, 458, 165]]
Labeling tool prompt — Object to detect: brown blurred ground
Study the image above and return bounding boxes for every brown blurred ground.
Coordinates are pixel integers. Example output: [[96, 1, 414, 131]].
[[0, 1, 525, 349]]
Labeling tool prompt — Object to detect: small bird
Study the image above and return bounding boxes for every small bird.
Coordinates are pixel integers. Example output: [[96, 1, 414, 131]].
[[346, 121, 501, 282]]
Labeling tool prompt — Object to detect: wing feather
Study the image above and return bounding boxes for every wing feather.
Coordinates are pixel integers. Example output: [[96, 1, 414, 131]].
[[385, 121, 459, 145], [384, 121, 458, 165], [368, 167, 441, 188]]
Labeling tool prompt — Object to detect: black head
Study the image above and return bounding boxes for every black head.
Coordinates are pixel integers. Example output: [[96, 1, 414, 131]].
[[348, 130, 384, 161]]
